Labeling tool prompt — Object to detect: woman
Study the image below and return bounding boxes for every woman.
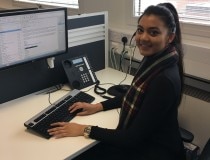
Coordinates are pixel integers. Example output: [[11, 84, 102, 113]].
[[48, 3, 185, 160]]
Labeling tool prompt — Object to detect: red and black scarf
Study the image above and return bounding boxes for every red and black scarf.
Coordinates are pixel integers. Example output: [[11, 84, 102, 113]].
[[117, 46, 179, 129]]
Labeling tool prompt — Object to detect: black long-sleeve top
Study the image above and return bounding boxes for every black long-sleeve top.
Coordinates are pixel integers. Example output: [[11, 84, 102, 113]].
[[89, 64, 185, 159]]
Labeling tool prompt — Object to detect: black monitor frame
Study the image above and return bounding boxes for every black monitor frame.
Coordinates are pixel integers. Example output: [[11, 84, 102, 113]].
[[0, 7, 68, 71]]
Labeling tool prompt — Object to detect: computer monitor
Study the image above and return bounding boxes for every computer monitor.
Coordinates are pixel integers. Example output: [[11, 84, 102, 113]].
[[0, 7, 68, 70]]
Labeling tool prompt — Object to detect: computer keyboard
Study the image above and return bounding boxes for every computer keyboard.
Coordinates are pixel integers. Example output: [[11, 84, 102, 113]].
[[24, 89, 95, 139]]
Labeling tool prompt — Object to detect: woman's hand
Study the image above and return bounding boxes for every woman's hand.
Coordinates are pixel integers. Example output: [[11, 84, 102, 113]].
[[47, 103, 103, 138], [69, 102, 103, 116], [48, 122, 87, 138]]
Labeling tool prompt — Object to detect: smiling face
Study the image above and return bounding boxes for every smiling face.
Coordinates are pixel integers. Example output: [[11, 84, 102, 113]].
[[135, 14, 175, 57]]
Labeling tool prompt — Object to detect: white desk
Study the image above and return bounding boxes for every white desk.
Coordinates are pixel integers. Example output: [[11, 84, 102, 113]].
[[0, 68, 133, 160]]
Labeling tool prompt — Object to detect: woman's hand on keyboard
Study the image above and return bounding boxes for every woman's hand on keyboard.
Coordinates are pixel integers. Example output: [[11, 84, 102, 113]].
[[48, 122, 87, 138], [69, 102, 103, 116]]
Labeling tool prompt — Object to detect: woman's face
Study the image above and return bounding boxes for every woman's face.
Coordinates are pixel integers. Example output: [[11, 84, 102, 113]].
[[135, 14, 174, 56]]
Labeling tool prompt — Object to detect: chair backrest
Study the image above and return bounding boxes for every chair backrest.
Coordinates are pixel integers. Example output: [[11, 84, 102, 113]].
[[180, 127, 194, 143], [198, 138, 210, 160]]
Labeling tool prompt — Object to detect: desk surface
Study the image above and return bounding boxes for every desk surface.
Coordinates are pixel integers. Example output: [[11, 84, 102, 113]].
[[0, 68, 133, 160]]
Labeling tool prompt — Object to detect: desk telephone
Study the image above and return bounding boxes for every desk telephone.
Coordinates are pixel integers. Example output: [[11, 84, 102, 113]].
[[62, 56, 98, 89]]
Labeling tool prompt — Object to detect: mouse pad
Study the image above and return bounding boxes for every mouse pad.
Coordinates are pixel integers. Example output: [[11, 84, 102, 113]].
[[107, 84, 130, 96]]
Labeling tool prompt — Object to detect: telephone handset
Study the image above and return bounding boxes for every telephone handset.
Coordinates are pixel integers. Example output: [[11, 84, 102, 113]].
[[62, 56, 98, 89]]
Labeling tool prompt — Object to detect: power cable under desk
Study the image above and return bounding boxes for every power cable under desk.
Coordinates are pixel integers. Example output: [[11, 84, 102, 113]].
[[36, 84, 64, 95]]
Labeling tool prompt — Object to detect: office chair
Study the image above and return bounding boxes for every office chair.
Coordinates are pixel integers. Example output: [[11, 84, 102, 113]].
[[180, 128, 210, 160], [198, 137, 210, 160], [180, 127, 197, 160], [180, 127, 194, 143]]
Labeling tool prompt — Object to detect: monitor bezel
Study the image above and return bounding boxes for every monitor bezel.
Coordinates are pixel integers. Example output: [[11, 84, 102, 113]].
[[0, 7, 68, 71]]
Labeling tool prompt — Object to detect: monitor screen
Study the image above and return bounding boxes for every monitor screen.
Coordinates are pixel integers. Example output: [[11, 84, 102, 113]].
[[0, 8, 68, 70]]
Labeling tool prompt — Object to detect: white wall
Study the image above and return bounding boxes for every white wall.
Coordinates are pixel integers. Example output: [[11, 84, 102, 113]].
[[1, 0, 210, 151], [0, 0, 18, 9], [82, 0, 127, 29]]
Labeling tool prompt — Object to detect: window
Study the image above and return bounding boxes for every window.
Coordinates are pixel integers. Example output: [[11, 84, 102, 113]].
[[14, 0, 79, 9], [134, 0, 210, 25]]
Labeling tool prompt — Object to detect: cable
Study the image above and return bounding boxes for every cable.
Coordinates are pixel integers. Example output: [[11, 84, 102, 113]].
[[82, 86, 95, 93], [119, 36, 128, 72], [119, 32, 137, 73], [36, 84, 63, 95], [119, 50, 128, 72], [129, 31, 137, 46], [46, 84, 64, 105], [127, 31, 137, 74], [122, 36, 128, 50], [119, 50, 124, 71], [94, 81, 113, 99], [128, 46, 136, 74], [112, 47, 118, 69], [119, 66, 129, 85], [118, 32, 137, 84], [48, 92, 53, 105], [94, 81, 107, 95], [111, 47, 118, 69], [128, 47, 133, 74], [110, 47, 115, 69]]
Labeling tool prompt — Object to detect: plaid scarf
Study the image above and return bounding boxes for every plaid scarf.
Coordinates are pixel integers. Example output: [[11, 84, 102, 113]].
[[117, 46, 179, 129]]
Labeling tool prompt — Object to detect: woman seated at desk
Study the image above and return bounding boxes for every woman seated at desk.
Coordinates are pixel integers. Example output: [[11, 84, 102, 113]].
[[48, 3, 185, 160]]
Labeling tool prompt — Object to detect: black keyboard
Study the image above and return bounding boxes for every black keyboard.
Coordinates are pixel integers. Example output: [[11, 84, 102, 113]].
[[24, 89, 95, 139]]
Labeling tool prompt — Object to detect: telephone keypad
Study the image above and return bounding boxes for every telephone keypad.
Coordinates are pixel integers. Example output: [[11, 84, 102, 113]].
[[81, 73, 90, 83]]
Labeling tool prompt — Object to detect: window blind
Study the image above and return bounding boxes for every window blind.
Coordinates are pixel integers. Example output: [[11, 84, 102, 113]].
[[134, 0, 210, 25], [14, 0, 79, 8]]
